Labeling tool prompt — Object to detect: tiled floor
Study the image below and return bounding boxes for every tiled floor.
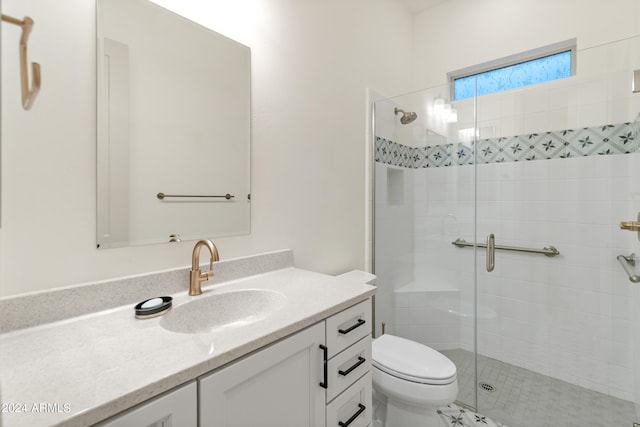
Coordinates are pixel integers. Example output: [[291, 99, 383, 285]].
[[438, 403, 506, 426], [441, 349, 639, 427], [373, 398, 504, 427]]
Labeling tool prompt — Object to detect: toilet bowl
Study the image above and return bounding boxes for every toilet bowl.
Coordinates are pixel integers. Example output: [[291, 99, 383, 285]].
[[372, 334, 458, 427]]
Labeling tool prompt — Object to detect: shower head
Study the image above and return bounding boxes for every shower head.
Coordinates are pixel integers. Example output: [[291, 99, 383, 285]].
[[394, 107, 417, 125]]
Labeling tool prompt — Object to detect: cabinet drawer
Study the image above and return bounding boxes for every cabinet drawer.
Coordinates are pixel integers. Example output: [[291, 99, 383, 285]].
[[327, 336, 371, 402], [326, 299, 372, 358], [326, 371, 372, 427]]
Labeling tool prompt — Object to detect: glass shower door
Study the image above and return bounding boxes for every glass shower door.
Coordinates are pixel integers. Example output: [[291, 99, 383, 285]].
[[473, 65, 640, 426], [374, 39, 640, 427], [373, 83, 480, 413]]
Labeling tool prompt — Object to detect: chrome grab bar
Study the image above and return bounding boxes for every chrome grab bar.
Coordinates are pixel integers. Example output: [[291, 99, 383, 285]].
[[486, 234, 495, 272], [452, 238, 560, 257], [157, 192, 234, 200], [617, 254, 640, 283]]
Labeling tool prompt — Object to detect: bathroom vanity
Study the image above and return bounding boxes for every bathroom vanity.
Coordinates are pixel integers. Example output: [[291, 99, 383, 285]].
[[0, 251, 375, 427], [99, 300, 372, 427]]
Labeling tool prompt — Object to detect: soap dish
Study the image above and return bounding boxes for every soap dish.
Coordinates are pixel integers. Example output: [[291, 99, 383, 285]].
[[134, 296, 172, 319]]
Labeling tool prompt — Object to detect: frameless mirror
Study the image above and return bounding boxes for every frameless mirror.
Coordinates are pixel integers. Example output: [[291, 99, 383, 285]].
[[96, 0, 250, 248]]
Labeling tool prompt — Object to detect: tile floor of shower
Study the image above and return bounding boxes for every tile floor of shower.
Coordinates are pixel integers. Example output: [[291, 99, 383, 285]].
[[435, 349, 638, 427]]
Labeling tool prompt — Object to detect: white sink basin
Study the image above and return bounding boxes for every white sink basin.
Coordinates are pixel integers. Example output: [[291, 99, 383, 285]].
[[160, 289, 287, 334]]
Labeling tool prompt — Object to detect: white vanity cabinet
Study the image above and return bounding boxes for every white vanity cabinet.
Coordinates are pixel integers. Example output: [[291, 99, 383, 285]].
[[96, 382, 197, 427], [199, 322, 326, 427], [199, 299, 373, 427], [0, 259, 377, 427]]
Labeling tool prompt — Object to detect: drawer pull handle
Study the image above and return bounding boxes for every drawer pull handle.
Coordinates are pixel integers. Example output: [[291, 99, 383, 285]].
[[338, 318, 366, 335], [338, 403, 366, 427], [338, 357, 366, 377], [319, 344, 328, 389]]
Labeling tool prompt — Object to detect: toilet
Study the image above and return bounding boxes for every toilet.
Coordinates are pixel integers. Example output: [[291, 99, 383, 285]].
[[371, 334, 458, 427]]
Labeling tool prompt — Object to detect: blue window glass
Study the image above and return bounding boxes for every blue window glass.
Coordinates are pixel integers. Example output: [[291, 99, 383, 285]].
[[453, 50, 572, 100]]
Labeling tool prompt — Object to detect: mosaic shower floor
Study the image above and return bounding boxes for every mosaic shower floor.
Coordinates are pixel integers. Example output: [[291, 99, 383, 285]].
[[373, 401, 503, 427], [441, 349, 638, 427], [438, 403, 507, 426]]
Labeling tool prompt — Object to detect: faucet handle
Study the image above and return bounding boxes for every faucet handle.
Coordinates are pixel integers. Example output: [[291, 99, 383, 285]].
[[200, 270, 214, 281]]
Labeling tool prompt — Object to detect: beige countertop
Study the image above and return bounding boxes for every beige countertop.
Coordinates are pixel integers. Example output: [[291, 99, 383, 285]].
[[0, 267, 375, 427]]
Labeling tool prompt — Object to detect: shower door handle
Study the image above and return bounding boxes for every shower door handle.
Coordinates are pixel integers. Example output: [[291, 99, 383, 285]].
[[486, 234, 495, 272], [620, 212, 640, 242]]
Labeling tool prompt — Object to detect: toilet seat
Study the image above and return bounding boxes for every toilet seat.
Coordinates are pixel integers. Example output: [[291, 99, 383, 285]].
[[372, 334, 456, 385]]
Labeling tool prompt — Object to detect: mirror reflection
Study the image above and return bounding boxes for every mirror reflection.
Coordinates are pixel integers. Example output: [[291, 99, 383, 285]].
[[96, 0, 251, 249]]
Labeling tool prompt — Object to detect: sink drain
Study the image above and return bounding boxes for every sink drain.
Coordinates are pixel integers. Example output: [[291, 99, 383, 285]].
[[478, 382, 496, 392]]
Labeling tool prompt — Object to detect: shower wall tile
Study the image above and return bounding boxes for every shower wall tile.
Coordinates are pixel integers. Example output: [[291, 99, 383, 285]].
[[394, 288, 461, 350], [388, 151, 640, 402], [377, 97, 639, 399], [524, 89, 550, 114], [395, 324, 460, 351], [375, 121, 639, 169], [523, 111, 550, 134], [374, 163, 415, 336], [549, 108, 570, 131]]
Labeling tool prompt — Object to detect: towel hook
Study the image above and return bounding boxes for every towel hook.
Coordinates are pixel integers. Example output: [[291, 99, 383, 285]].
[[1, 14, 41, 110]]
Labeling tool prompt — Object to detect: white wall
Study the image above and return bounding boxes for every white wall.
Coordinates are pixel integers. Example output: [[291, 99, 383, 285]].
[[412, 0, 640, 89], [0, 0, 414, 297]]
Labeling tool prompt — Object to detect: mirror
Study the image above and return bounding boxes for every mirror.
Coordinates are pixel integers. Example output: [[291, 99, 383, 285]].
[[96, 0, 251, 249]]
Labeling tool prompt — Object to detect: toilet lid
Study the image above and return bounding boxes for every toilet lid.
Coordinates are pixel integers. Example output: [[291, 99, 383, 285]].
[[372, 334, 457, 385]]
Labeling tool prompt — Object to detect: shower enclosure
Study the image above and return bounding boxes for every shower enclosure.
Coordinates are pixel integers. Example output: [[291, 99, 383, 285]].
[[373, 36, 640, 426]]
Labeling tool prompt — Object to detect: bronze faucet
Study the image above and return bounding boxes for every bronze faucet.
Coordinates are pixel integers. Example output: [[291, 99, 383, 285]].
[[189, 240, 219, 295]]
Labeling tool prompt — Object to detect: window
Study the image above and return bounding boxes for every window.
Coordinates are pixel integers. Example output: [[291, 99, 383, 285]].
[[449, 40, 575, 101]]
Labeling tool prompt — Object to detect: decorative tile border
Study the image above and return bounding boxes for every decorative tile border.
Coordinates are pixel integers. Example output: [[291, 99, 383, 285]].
[[438, 404, 508, 427], [375, 122, 640, 168]]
